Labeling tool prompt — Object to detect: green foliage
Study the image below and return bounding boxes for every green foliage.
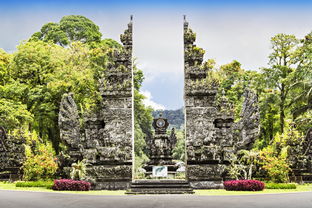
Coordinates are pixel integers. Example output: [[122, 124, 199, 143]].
[[31, 15, 102, 46], [259, 146, 290, 183], [172, 130, 185, 161], [227, 150, 259, 180], [15, 180, 53, 189], [153, 108, 184, 129], [0, 49, 12, 85], [262, 34, 300, 134], [0, 98, 33, 130], [70, 160, 87, 180], [265, 183, 297, 189], [133, 66, 153, 177], [23, 135, 58, 181]]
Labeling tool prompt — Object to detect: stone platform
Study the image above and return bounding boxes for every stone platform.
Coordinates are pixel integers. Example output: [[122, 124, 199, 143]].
[[126, 180, 194, 194]]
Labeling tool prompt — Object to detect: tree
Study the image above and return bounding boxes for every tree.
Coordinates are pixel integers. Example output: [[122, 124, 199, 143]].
[[290, 32, 312, 120], [262, 34, 299, 134], [0, 49, 12, 85], [31, 15, 102, 47]]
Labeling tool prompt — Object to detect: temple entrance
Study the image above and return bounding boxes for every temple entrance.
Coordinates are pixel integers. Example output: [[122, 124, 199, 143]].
[[131, 16, 260, 192], [129, 113, 192, 194]]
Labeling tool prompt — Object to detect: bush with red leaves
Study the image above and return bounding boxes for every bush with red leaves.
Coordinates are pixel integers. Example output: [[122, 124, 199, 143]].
[[52, 179, 91, 191], [223, 180, 265, 191]]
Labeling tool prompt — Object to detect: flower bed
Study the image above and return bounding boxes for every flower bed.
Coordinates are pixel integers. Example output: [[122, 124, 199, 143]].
[[224, 180, 265, 191], [52, 179, 91, 191]]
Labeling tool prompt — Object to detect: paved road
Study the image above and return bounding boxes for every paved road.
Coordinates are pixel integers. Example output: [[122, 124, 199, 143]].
[[1, 190, 312, 208]]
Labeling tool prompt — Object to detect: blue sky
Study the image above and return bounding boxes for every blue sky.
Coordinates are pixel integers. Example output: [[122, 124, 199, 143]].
[[1, 0, 312, 109]]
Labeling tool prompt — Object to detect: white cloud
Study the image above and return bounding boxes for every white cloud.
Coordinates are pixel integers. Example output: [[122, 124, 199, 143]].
[[141, 90, 165, 110], [2, 6, 312, 109]]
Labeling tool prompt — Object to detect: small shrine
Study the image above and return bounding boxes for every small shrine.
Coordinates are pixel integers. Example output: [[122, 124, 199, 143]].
[[144, 114, 178, 178]]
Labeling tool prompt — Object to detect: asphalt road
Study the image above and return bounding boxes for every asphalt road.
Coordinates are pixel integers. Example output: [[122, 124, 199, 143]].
[[1, 190, 312, 208]]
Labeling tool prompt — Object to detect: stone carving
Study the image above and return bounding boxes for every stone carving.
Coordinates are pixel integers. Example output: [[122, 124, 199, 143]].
[[304, 128, 312, 176], [58, 17, 133, 190], [184, 17, 260, 188], [235, 89, 260, 150], [288, 127, 312, 182], [144, 114, 178, 176], [0, 127, 25, 181]]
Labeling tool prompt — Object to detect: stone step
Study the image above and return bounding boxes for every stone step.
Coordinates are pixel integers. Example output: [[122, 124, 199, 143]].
[[126, 180, 194, 195]]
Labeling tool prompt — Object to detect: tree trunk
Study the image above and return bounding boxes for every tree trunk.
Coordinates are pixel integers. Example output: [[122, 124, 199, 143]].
[[280, 84, 285, 134]]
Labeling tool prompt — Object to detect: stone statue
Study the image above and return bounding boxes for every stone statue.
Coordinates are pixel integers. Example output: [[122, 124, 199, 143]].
[[236, 89, 260, 150]]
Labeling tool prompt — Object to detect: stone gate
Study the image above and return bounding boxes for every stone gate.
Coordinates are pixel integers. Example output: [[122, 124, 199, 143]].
[[58, 16, 260, 190]]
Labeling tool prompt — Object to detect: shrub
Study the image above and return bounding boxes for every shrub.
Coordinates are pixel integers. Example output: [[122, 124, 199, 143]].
[[15, 181, 53, 189], [259, 149, 290, 183], [52, 179, 91, 191], [265, 183, 297, 189], [224, 180, 265, 191], [22, 135, 58, 181], [70, 160, 87, 180]]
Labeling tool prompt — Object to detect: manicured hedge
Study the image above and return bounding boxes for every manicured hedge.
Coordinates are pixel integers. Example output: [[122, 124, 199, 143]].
[[224, 180, 265, 191], [265, 183, 297, 189], [16, 181, 53, 189], [52, 179, 91, 191]]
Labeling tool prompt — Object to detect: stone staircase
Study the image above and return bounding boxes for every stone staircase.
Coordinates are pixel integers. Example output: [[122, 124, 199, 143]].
[[126, 179, 194, 194]]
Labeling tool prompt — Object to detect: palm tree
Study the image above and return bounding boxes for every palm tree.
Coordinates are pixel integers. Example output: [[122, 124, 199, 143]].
[[238, 150, 259, 180], [291, 79, 312, 118]]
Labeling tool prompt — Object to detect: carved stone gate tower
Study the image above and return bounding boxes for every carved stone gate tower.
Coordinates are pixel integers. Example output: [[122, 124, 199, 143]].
[[184, 17, 260, 188], [59, 17, 133, 190]]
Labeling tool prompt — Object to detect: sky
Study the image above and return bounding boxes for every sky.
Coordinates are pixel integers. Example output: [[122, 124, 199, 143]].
[[1, 0, 312, 110]]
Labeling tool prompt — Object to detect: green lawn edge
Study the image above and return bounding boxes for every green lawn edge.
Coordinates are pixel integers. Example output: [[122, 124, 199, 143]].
[[1, 182, 312, 196]]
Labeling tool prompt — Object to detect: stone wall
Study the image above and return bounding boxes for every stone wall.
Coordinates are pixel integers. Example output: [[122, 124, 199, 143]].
[[0, 127, 25, 181], [58, 17, 133, 190], [183, 17, 260, 189]]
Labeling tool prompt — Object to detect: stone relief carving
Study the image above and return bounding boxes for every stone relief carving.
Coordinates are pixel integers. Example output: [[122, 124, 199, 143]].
[[0, 126, 25, 181]]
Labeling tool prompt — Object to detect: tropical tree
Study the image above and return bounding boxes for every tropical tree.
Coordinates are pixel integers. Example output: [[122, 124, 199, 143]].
[[31, 15, 102, 46], [262, 34, 299, 134]]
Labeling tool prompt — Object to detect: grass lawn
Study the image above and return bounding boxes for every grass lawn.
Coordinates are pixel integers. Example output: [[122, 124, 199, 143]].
[[0, 182, 125, 195], [195, 184, 312, 195], [1, 182, 312, 196]]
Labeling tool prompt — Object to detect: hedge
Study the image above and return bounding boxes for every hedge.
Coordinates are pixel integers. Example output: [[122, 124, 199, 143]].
[[265, 183, 297, 189], [15, 181, 53, 189], [224, 180, 265, 191]]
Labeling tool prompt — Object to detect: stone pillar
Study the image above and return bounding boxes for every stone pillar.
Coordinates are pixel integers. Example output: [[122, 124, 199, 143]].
[[93, 16, 133, 190], [183, 18, 260, 189], [184, 17, 234, 189], [59, 17, 134, 190]]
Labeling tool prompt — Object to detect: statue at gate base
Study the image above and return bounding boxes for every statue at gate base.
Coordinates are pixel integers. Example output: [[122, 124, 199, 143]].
[[144, 114, 178, 177]]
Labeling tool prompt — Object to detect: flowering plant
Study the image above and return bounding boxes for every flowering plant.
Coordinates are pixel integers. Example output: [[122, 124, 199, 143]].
[[52, 179, 91, 191], [223, 180, 265, 191]]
